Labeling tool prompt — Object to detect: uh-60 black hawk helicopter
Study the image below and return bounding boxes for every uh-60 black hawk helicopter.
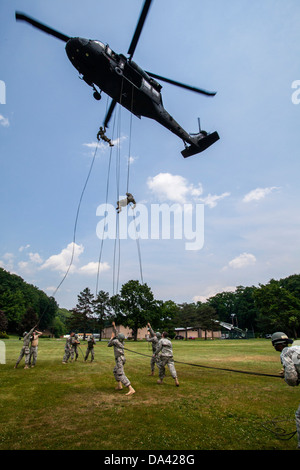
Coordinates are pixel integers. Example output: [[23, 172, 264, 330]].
[[16, 0, 219, 158]]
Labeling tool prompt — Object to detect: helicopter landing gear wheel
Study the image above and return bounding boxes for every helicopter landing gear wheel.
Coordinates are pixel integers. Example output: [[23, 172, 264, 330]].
[[93, 91, 101, 101]]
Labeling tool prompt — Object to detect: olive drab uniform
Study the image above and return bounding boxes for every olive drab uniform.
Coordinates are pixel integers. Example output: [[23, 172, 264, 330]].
[[147, 326, 159, 373], [280, 345, 300, 448], [108, 328, 131, 387], [15, 327, 35, 368], [85, 335, 96, 362], [155, 337, 178, 381]]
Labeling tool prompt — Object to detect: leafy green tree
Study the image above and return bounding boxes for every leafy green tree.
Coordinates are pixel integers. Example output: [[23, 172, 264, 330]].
[[254, 280, 300, 337], [69, 288, 94, 338], [0, 289, 27, 332], [0, 310, 8, 332], [18, 307, 38, 335], [116, 280, 157, 340], [195, 302, 218, 339], [93, 290, 112, 340]]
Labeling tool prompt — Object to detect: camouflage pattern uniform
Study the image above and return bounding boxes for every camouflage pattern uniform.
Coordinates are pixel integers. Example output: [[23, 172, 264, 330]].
[[147, 326, 159, 373], [108, 331, 131, 387], [155, 337, 178, 381], [70, 334, 80, 361], [85, 335, 96, 362], [29, 331, 43, 367], [280, 345, 300, 448], [62, 335, 73, 363], [15, 327, 35, 368]]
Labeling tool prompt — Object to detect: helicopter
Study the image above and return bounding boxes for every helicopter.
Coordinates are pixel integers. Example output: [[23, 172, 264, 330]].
[[16, 0, 219, 158]]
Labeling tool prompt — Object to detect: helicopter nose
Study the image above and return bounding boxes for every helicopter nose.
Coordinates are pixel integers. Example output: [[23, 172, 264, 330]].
[[65, 37, 90, 61]]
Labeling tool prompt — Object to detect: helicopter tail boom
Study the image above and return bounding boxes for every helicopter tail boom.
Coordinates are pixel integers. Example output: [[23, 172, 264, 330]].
[[181, 131, 219, 158]]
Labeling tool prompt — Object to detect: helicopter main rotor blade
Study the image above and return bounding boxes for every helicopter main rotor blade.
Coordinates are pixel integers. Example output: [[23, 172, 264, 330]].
[[146, 71, 217, 96], [127, 0, 152, 60], [104, 99, 117, 128], [15, 12, 70, 43]]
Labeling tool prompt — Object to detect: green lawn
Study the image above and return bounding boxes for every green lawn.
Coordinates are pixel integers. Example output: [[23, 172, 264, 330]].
[[0, 337, 299, 450]]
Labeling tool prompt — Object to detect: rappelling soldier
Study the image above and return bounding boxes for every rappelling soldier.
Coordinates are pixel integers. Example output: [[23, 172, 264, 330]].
[[116, 192, 136, 213], [107, 321, 135, 396], [146, 322, 161, 376], [271, 331, 300, 449], [97, 126, 114, 146], [154, 331, 179, 387]]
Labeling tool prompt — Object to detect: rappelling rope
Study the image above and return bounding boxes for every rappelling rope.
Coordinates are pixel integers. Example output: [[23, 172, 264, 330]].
[[36, 141, 100, 327], [121, 346, 283, 379]]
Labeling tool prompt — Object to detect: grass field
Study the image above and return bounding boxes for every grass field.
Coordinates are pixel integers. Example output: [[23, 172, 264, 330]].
[[0, 337, 299, 451]]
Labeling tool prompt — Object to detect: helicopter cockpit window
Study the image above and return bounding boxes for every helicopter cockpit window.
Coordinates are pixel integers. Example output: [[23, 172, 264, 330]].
[[93, 40, 105, 50]]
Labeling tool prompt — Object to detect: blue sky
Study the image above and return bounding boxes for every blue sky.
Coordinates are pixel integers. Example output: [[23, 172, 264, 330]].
[[1, 0, 300, 310]]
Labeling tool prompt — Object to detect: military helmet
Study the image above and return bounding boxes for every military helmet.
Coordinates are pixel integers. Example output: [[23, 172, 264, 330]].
[[117, 333, 125, 341], [156, 332, 162, 339], [23, 332, 28, 337], [271, 332, 293, 346]]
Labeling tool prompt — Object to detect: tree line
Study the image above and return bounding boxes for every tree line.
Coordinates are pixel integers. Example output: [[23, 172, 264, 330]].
[[0, 266, 300, 339]]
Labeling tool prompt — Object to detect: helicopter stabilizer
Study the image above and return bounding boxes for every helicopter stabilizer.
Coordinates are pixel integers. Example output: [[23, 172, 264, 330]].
[[181, 131, 219, 158]]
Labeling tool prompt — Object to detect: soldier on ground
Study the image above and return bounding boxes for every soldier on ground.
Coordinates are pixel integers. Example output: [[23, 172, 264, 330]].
[[107, 322, 135, 396], [146, 322, 161, 376], [14, 325, 36, 369], [271, 331, 300, 449], [85, 335, 96, 362], [154, 331, 179, 387]]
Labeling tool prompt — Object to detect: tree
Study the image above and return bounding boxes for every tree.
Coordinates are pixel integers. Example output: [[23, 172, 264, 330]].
[[69, 288, 94, 338], [93, 290, 112, 340], [195, 303, 218, 340], [18, 307, 38, 335], [0, 310, 8, 332], [116, 280, 157, 340], [254, 280, 300, 338]]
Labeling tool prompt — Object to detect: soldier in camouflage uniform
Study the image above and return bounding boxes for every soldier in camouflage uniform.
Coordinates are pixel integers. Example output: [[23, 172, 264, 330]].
[[146, 322, 161, 376], [62, 332, 75, 364], [107, 322, 135, 395], [154, 331, 179, 387], [85, 335, 96, 362], [14, 326, 36, 369], [29, 329, 43, 368], [272, 332, 300, 448], [70, 334, 80, 362]]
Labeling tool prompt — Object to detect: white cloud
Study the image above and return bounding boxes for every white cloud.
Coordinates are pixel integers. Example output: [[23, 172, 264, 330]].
[[243, 186, 280, 203], [199, 192, 230, 208], [193, 285, 237, 303], [147, 173, 203, 203], [147, 172, 230, 208], [226, 252, 257, 269], [29, 252, 43, 264], [0, 114, 9, 127], [79, 261, 110, 275], [40, 242, 84, 273], [19, 244, 30, 252]]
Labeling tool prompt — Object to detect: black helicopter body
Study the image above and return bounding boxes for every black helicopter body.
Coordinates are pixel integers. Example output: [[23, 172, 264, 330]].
[[16, 1, 219, 158]]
